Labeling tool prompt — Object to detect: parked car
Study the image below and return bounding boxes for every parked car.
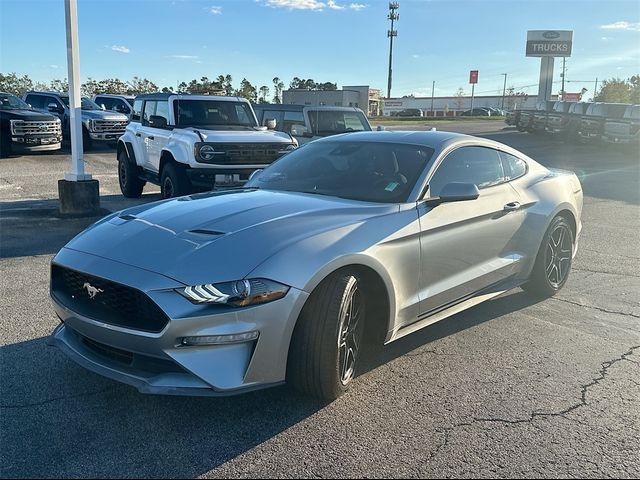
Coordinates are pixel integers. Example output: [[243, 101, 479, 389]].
[[24, 91, 128, 148], [92, 94, 136, 118], [577, 103, 628, 142], [460, 107, 491, 117], [486, 107, 505, 116], [253, 104, 372, 145], [116, 93, 297, 198], [49, 130, 582, 400], [0, 91, 62, 156], [602, 104, 640, 145], [395, 108, 424, 117], [515, 101, 550, 132], [545, 101, 583, 138]]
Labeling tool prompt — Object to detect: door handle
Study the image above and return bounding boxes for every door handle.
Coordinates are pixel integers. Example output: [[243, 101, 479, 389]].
[[503, 201, 521, 212]]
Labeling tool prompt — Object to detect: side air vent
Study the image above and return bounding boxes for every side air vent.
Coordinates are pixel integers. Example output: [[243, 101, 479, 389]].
[[189, 229, 225, 236]]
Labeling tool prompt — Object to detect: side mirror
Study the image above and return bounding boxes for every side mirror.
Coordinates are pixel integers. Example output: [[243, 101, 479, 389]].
[[431, 182, 480, 204], [290, 124, 309, 137], [376, 125, 385, 131], [148, 115, 167, 129], [47, 103, 61, 113], [264, 118, 277, 130], [248, 169, 263, 182]]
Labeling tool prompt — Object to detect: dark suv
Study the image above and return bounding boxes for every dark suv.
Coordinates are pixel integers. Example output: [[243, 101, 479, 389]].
[[603, 104, 640, 145], [0, 92, 61, 156]]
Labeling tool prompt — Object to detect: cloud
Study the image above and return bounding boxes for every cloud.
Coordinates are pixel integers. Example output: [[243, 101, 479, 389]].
[[601, 36, 611, 41], [168, 54, 198, 59], [111, 45, 130, 53], [261, 0, 366, 10], [411, 54, 420, 59], [600, 21, 640, 31], [207, 5, 222, 14], [263, 0, 325, 9], [49, 64, 60, 69]]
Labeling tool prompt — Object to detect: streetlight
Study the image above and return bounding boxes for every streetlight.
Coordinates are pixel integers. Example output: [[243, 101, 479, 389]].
[[500, 73, 507, 110]]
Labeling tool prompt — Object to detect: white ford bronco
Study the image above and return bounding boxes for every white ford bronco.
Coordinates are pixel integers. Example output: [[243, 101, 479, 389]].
[[117, 93, 297, 198]]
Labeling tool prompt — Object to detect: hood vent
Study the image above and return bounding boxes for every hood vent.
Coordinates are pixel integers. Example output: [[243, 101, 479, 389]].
[[189, 229, 225, 236]]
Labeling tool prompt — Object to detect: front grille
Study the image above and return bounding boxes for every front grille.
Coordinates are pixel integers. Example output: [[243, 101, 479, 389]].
[[51, 265, 169, 333], [10, 120, 62, 136], [198, 143, 288, 165], [81, 335, 134, 365], [92, 120, 128, 133]]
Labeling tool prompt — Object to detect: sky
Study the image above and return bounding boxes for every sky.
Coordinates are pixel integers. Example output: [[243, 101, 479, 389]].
[[1, 0, 639, 99]]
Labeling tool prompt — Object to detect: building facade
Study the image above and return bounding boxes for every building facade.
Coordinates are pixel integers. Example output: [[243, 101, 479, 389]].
[[382, 94, 557, 116], [282, 85, 381, 116]]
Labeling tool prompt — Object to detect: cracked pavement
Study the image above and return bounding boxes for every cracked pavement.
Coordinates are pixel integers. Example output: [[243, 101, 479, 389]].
[[1, 124, 639, 478]]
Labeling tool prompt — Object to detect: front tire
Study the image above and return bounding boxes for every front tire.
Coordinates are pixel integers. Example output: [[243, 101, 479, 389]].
[[160, 162, 191, 199], [118, 150, 145, 198], [522, 215, 574, 297], [82, 127, 92, 151], [288, 271, 366, 401]]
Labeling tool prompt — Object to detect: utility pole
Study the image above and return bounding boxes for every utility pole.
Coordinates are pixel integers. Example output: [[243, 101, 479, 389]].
[[560, 57, 566, 100], [594, 77, 598, 101], [430, 80, 435, 115], [500, 73, 507, 110], [386, 2, 399, 99]]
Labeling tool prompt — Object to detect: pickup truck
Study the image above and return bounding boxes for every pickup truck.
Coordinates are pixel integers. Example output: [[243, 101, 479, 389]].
[[92, 94, 136, 119], [253, 104, 372, 145], [578, 103, 628, 142], [516, 100, 554, 133], [602, 104, 640, 145], [24, 91, 128, 148], [0, 91, 61, 156], [546, 102, 590, 139], [117, 93, 297, 198]]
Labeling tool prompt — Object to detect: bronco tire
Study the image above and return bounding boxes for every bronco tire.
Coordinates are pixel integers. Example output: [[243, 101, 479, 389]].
[[118, 150, 145, 198], [160, 162, 191, 199]]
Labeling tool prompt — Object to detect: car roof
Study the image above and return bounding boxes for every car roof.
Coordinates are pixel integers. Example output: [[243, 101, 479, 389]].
[[314, 130, 474, 148], [24, 91, 69, 97], [253, 104, 363, 112], [135, 93, 246, 102], [94, 93, 135, 99]]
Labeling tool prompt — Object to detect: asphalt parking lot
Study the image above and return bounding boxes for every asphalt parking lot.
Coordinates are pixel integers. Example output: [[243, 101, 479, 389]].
[[1, 121, 639, 478]]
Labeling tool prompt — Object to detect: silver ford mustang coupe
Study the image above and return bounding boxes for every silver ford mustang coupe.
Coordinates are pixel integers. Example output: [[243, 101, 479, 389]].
[[49, 131, 582, 400]]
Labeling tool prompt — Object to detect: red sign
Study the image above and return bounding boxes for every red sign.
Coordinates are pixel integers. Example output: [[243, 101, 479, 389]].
[[563, 92, 582, 101], [469, 70, 479, 84]]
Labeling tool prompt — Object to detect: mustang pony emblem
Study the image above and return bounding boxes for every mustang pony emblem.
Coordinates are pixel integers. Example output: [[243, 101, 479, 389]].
[[82, 282, 103, 299]]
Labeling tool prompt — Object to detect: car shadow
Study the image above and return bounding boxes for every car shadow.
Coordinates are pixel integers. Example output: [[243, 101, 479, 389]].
[[1, 289, 541, 478], [0, 193, 161, 258]]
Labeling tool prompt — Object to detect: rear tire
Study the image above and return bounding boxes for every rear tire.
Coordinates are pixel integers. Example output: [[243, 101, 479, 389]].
[[522, 216, 574, 297], [288, 271, 366, 401], [118, 150, 145, 198], [160, 162, 191, 199]]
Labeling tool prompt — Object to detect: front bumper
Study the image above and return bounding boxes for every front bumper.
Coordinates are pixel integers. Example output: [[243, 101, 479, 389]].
[[88, 131, 125, 141], [49, 248, 309, 396], [10, 136, 62, 151]]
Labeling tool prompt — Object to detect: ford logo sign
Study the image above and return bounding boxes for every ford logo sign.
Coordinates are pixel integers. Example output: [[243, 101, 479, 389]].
[[543, 31, 560, 39]]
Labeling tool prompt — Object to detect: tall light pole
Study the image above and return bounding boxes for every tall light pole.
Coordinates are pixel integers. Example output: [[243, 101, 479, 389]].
[[59, 0, 99, 216], [560, 57, 566, 100], [430, 80, 435, 116], [500, 73, 507, 110], [386, 2, 399, 99]]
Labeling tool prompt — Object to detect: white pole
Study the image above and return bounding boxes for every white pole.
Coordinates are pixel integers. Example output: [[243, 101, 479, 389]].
[[64, 0, 90, 181]]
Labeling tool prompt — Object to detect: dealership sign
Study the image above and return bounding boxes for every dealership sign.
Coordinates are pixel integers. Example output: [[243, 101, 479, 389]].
[[469, 70, 478, 84], [526, 30, 573, 57]]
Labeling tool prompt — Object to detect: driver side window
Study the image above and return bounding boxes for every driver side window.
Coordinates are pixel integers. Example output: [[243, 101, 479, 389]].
[[428, 146, 505, 197]]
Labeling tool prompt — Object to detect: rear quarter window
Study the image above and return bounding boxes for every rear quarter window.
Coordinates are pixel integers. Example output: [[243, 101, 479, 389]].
[[499, 151, 527, 181]]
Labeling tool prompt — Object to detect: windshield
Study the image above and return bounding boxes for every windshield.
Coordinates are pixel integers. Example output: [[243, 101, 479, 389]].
[[58, 96, 102, 110], [174, 99, 257, 128], [246, 141, 434, 203], [307, 110, 370, 136], [0, 93, 30, 110]]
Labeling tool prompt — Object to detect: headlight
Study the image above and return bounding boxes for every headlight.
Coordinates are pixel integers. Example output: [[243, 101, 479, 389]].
[[87, 119, 96, 131], [278, 144, 297, 155], [9, 120, 23, 135], [178, 278, 289, 307], [198, 144, 216, 161]]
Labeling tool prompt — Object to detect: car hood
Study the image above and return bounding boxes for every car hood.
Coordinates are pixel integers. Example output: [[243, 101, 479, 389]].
[[189, 128, 293, 144], [63, 189, 395, 286], [0, 109, 58, 121], [82, 110, 128, 121]]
